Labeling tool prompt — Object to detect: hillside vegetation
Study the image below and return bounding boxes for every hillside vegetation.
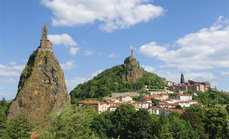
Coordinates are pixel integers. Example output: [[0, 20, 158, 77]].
[[70, 56, 165, 102]]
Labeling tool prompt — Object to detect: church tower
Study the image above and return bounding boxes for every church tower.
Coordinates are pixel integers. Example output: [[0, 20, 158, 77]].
[[180, 73, 185, 84], [40, 24, 52, 50]]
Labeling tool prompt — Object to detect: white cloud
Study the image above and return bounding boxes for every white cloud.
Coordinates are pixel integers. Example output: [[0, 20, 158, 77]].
[[69, 47, 80, 56], [157, 70, 215, 83], [0, 87, 3, 90], [65, 77, 88, 90], [41, 0, 164, 32], [108, 53, 118, 58], [0, 63, 24, 77], [84, 50, 94, 56], [185, 72, 215, 80], [8, 61, 16, 65], [0, 78, 17, 83], [220, 71, 229, 75], [60, 61, 77, 70], [0, 70, 19, 77], [142, 65, 155, 72], [11, 65, 24, 71], [91, 70, 104, 77], [48, 33, 77, 46], [139, 17, 229, 71]]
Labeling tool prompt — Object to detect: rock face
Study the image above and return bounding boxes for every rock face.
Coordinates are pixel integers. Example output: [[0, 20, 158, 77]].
[[122, 54, 144, 82], [7, 25, 69, 127]]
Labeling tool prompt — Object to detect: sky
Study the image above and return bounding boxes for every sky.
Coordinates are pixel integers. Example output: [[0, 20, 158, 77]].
[[0, 0, 229, 100]]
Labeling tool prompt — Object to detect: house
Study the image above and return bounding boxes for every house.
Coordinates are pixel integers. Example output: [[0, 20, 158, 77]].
[[119, 95, 132, 102], [131, 102, 151, 111], [149, 107, 184, 116], [158, 102, 180, 108], [108, 102, 122, 106], [178, 100, 199, 108], [99, 102, 110, 113], [164, 99, 180, 104], [159, 94, 169, 100], [176, 94, 192, 101]]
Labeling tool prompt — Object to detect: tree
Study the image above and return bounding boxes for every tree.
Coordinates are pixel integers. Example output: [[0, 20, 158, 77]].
[[204, 108, 228, 138], [39, 105, 98, 139], [3, 114, 34, 139], [91, 111, 113, 138], [223, 119, 229, 138], [180, 112, 207, 139], [111, 104, 136, 138], [0, 97, 6, 106], [185, 105, 206, 121], [226, 105, 229, 114], [158, 123, 173, 139], [169, 117, 198, 139], [125, 109, 154, 139]]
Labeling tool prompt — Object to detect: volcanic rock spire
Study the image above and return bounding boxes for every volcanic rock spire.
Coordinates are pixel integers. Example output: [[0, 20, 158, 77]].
[[7, 25, 69, 127]]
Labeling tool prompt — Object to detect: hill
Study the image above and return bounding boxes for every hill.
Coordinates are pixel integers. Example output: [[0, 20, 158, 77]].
[[70, 52, 165, 102]]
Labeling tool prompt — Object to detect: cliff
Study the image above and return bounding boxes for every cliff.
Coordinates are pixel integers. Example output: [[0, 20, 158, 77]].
[[122, 56, 144, 82], [7, 25, 69, 127]]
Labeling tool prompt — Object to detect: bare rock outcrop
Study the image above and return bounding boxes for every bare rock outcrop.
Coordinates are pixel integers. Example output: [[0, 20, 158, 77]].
[[7, 25, 69, 127], [122, 52, 144, 82]]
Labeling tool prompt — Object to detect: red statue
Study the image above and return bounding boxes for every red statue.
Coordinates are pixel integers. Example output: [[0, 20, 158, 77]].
[[131, 49, 134, 58]]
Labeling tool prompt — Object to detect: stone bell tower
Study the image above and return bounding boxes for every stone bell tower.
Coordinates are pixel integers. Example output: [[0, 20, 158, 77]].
[[180, 73, 185, 84], [39, 24, 52, 51]]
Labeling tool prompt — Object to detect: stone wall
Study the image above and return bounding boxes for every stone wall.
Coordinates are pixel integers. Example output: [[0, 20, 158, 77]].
[[111, 92, 140, 98]]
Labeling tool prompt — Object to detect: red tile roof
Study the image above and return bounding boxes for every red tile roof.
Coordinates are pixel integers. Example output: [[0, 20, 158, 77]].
[[31, 134, 38, 139], [144, 95, 161, 99], [159, 103, 179, 106]]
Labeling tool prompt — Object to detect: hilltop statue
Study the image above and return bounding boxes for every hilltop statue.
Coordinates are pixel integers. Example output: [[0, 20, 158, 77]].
[[131, 49, 134, 58], [7, 25, 70, 128]]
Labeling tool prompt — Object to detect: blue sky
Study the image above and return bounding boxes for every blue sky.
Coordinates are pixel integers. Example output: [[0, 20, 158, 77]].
[[0, 0, 229, 100]]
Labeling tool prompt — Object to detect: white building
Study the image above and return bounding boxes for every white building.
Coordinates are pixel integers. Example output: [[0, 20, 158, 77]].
[[131, 102, 151, 111], [176, 94, 192, 101], [99, 102, 110, 113], [119, 95, 132, 102]]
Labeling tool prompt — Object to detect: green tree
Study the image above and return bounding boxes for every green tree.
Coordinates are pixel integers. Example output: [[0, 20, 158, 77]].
[[223, 119, 229, 138], [226, 105, 229, 114], [111, 104, 136, 138], [158, 123, 173, 139], [39, 105, 97, 139], [0, 101, 11, 138], [125, 109, 154, 139], [3, 114, 34, 139], [91, 111, 113, 138], [180, 112, 207, 139], [0, 97, 6, 106], [185, 105, 206, 121], [204, 108, 228, 138], [169, 117, 198, 139]]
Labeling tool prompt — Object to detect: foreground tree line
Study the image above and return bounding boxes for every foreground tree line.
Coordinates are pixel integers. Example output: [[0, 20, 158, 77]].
[[1, 97, 229, 139]]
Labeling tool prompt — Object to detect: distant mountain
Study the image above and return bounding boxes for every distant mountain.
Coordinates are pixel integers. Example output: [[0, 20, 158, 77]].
[[70, 52, 165, 102]]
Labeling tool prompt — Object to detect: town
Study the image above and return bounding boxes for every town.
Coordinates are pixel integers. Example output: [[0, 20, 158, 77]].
[[76, 73, 223, 116]]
